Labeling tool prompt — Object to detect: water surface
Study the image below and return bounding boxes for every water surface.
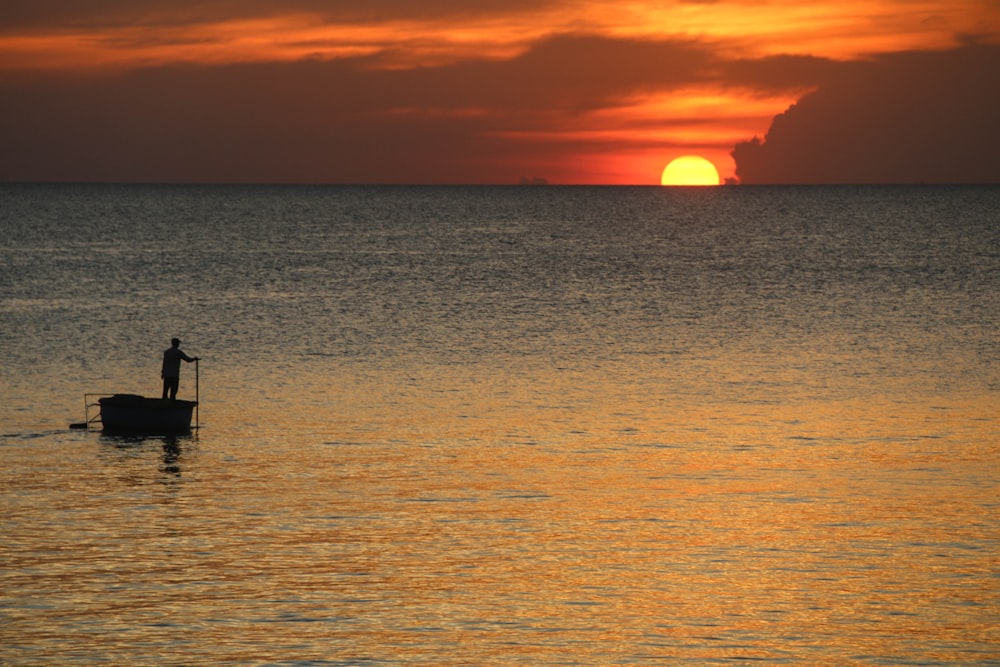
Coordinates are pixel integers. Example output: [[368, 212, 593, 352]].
[[2, 185, 997, 665]]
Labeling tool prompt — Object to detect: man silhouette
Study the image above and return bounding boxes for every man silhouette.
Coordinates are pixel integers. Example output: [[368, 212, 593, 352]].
[[161, 338, 199, 400]]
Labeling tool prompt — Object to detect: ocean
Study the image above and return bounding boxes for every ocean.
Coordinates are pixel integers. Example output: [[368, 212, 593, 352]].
[[1, 184, 997, 665]]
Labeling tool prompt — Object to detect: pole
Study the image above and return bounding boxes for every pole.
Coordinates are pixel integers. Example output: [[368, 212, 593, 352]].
[[195, 358, 200, 429]]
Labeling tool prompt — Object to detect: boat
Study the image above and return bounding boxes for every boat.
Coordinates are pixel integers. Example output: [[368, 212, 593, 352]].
[[96, 394, 198, 432]]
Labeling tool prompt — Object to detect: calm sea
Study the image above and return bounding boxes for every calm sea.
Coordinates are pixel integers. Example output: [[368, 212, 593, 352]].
[[1, 184, 998, 665]]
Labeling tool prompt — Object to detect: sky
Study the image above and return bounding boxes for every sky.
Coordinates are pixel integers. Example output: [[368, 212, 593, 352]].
[[1, 0, 998, 184]]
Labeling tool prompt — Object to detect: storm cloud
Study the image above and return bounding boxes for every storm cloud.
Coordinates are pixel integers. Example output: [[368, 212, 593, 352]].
[[732, 45, 1000, 184]]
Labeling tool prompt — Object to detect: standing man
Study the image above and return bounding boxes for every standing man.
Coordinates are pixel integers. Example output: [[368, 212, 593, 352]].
[[162, 338, 199, 400]]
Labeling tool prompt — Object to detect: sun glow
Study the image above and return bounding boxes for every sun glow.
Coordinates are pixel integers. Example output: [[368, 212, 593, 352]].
[[661, 156, 720, 186]]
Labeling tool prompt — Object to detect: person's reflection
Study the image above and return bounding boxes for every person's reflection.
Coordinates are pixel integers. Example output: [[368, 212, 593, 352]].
[[161, 436, 182, 477]]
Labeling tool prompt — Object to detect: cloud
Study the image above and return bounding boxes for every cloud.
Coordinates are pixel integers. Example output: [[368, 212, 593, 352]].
[[0, 34, 727, 184], [732, 45, 1000, 184], [2, 21, 996, 184], [409, 34, 718, 110], [721, 53, 848, 93], [0, 1, 565, 32]]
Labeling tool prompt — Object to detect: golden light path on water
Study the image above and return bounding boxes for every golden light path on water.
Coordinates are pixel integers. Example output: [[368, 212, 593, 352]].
[[156, 348, 996, 662], [4, 352, 996, 664], [1, 184, 997, 665]]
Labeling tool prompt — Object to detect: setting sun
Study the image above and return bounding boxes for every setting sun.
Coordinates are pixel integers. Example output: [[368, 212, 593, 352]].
[[661, 156, 720, 186]]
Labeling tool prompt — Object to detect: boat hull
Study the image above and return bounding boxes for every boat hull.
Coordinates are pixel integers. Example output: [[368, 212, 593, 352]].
[[98, 394, 196, 432]]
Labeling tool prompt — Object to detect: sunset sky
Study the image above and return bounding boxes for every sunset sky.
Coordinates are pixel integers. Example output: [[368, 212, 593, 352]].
[[1, 1, 998, 184]]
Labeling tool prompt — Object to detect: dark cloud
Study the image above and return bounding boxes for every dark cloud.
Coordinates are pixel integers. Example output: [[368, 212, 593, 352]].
[[721, 53, 849, 93], [732, 45, 1000, 184], [0, 0, 557, 31], [2, 25, 997, 184], [404, 34, 717, 111], [0, 34, 723, 184]]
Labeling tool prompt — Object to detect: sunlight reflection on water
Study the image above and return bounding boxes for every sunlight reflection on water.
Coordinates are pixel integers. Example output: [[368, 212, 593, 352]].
[[1, 185, 997, 665], [4, 397, 995, 665]]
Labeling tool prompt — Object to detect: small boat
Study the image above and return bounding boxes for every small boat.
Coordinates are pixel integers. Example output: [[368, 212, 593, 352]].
[[97, 394, 197, 432]]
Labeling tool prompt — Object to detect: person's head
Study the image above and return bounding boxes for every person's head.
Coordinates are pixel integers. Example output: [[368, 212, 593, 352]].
[[171, 338, 181, 348]]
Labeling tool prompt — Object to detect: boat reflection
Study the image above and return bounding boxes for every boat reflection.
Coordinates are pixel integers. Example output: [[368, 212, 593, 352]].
[[98, 432, 194, 480]]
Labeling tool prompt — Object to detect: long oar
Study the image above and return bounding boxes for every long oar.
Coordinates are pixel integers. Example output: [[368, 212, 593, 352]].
[[195, 358, 200, 429]]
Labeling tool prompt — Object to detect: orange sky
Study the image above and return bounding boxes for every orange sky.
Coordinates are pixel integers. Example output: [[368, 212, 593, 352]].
[[1, 1, 998, 184]]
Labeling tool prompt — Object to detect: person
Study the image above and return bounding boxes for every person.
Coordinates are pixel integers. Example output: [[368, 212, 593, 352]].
[[161, 338, 199, 400]]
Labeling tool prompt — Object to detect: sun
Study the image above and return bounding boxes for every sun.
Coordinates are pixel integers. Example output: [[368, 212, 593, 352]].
[[660, 155, 720, 186]]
